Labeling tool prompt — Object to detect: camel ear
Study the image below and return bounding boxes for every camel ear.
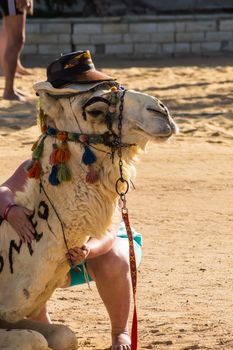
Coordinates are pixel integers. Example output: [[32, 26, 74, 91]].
[[38, 92, 62, 120]]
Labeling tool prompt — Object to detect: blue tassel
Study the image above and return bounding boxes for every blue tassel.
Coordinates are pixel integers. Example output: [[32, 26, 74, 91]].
[[49, 165, 60, 186], [82, 145, 96, 165]]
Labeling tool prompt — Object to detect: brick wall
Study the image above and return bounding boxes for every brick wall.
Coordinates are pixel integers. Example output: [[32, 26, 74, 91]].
[[17, 14, 233, 60]]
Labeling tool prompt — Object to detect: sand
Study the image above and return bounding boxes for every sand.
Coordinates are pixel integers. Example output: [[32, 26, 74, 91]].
[[0, 56, 233, 350]]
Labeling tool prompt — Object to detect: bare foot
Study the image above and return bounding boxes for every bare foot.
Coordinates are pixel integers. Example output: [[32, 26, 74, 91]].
[[16, 66, 33, 76], [3, 90, 26, 101], [111, 331, 131, 350]]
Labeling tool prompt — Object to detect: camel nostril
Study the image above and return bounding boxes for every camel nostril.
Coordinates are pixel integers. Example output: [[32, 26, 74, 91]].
[[159, 102, 166, 110]]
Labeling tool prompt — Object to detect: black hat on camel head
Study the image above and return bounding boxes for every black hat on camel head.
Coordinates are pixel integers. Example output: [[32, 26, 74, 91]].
[[34, 50, 116, 95]]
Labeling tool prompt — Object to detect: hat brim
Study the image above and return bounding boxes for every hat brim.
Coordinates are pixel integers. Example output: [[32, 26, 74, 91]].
[[33, 80, 116, 96], [34, 67, 116, 95], [51, 69, 114, 88]]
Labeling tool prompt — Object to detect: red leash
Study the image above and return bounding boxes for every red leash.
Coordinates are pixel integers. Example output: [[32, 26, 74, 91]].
[[115, 87, 138, 348], [121, 201, 138, 350]]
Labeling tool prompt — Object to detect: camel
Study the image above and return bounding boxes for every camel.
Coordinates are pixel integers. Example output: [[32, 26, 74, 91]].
[[0, 80, 178, 350]]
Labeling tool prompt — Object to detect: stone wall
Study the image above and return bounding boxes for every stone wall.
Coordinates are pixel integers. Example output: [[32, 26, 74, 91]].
[[19, 14, 233, 60]]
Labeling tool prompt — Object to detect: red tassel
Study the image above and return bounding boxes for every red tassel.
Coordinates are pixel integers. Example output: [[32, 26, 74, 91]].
[[28, 160, 42, 179]]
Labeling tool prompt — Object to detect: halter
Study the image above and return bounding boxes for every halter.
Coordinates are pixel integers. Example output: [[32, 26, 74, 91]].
[[27, 87, 133, 185]]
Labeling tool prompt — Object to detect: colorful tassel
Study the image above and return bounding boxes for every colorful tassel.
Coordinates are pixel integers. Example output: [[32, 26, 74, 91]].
[[49, 144, 58, 165], [32, 139, 45, 160], [56, 142, 71, 163], [49, 165, 60, 186], [57, 163, 71, 182], [82, 145, 96, 165], [86, 165, 100, 184], [27, 160, 42, 179]]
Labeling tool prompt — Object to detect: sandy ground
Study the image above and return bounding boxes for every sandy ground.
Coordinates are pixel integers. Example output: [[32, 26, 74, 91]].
[[0, 56, 233, 350]]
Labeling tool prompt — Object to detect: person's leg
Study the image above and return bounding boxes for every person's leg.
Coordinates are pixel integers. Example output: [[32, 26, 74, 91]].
[[0, 23, 31, 77], [0, 24, 6, 75], [87, 237, 132, 350], [2, 12, 26, 100], [29, 238, 138, 350]]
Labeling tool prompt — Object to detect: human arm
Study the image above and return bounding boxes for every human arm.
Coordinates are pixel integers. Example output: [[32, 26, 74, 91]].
[[0, 160, 35, 243], [67, 229, 117, 264]]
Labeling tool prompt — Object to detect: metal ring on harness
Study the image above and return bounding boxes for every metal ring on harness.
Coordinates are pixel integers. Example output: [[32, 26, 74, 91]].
[[115, 177, 129, 196]]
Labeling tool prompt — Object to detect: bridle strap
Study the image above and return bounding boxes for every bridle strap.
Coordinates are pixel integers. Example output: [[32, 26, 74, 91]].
[[46, 126, 106, 145]]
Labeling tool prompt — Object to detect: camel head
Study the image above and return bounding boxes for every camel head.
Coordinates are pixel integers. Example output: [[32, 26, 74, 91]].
[[32, 50, 178, 188], [36, 83, 178, 153], [29, 81, 178, 190]]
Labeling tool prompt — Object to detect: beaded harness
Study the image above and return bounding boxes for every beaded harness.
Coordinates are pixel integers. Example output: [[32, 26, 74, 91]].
[[27, 86, 133, 185]]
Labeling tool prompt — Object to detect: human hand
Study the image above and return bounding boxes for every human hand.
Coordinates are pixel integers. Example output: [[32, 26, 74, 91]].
[[66, 244, 91, 266], [7, 206, 35, 244], [16, 0, 32, 12]]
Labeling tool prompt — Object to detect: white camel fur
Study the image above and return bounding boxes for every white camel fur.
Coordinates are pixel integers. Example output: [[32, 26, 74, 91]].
[[0, 84, 178, 349]]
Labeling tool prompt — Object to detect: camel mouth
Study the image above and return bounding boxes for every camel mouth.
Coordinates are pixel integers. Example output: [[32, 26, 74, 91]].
[[135, 118, 177, 139]]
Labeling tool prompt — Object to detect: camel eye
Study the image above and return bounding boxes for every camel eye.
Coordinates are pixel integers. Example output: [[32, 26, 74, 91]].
[[88, 110, 103, 117], [83, 96, 110, 119]]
